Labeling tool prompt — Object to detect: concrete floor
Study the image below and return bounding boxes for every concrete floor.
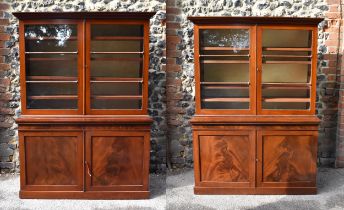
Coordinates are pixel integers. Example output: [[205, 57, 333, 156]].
[[0, 168, 344, 210]]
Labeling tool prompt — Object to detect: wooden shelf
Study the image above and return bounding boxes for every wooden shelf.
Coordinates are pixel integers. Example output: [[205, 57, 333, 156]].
[[28, 95, 78, 100], [262, 82, 310, 90], [92, 95, 142, 100], [264, 60, 312, 64], [263, 47, 312, 51], [90, 77, 142, 83], [26, 51, 78, 54], [202, 98, 250, 102], [200, 54, 249, 57], [262, 83, 311, 87], [201, 47, 249, 51], [201, 82, 249, 85], [27, 76, 77, 81], [263, 98, 310, 103], [25, 36, 77, 40], [92, 36, 143, 41], [262, 55, 312, 58], [91, 51, 143, 54], [202, 85, 249, 90], [90, 57, 142, 61], [202, 60, 249, 64], [27, 57, 77, 61]]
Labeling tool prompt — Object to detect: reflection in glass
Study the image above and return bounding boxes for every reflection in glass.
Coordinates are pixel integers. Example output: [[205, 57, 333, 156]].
[[25, 24, 77, 50], [200, 29, 249, 51], [91, 24, 143, 37]]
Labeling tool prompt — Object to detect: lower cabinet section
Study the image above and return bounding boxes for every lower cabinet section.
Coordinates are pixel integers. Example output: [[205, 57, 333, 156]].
[[18, 121, 151, 199], [193, 125, 318, 195]]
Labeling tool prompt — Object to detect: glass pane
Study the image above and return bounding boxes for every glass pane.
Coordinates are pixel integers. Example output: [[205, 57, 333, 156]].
[[26, 54, 78, 77], [261, 29, 312, 111], [89, 24, 144, 110], [27, 99, 77, 109], [91, 24, 143, 37], [24, 24, 79, 110], [90, 54, 142, 78], [199, 28, 250, 110], [262, 102, 309, 110], [200, 29, 249, 49], [91, 99, 141, 110], [262, 64, 310, 83], [26, 83, 77, 110], [91, 83, 141, 96], [263, 29, 311, 48], [91, 40, 142, 53], [25, 24, 78, 52], [202, 63, 249, 82]]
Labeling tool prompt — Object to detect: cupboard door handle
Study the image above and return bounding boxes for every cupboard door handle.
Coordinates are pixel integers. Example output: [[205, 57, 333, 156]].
[[85, 161, 92, 177]]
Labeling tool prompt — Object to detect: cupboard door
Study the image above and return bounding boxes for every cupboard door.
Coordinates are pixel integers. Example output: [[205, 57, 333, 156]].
[[194, 130, 255, 188], [19, 20, 84, 115], [257, 26, 317, 115], [85, 131, 149, 191], [19, 131, 83, 191], [85, 20, 149, 115], [195, 26, 256, 115], [257, 130, 317, 188]]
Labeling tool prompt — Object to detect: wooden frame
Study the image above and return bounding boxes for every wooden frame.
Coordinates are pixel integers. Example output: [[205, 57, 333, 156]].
[[189, 16, 323, 195], [19, 19, 84, 115], [256, 25, 318, 115], [17, 13, 152, 116], [194, 25, 257, 115], [85, 19, 149, 115], [14, 12, 155, 200], [190, 17, 321, 116]]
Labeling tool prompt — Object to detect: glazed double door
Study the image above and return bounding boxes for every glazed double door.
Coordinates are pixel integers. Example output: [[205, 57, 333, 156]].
[[19, 130, 149, 192], [194, 128, 318, 190]]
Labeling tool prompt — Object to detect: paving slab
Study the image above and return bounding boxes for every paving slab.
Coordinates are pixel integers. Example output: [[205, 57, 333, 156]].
[[166, 168, 344, 210], [0, 173, 166, 210]]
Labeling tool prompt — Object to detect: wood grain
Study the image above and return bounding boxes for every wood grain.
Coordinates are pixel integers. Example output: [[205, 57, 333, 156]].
[[259, 131, 317, 184], [22, 131, 83, 191], [199, 135, 250, 182], [90, 136, 144, 186]]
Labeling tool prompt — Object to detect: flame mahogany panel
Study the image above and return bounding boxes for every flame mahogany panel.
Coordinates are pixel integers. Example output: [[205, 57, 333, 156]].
[[198, 130, 255, 188], [85, 131, 149, 192], [257, 130, 317, 188], [20, 131, 83, 191]]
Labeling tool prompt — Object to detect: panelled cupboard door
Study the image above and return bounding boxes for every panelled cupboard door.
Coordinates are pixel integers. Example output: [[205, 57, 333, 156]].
[[19, 131, 83, 191], [194, 130, 256, 188], [85, 131, 150, 191], [257, 130, 317, 188]]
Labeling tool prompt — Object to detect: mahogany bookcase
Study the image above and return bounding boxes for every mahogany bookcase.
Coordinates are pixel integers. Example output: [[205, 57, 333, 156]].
[[13, 12, 155, 199], [188, 16, 323, 195]]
